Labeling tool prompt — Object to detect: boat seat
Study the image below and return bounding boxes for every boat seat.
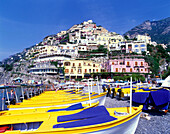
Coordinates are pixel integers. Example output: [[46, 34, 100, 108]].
[[47, 103, 84, 112], [57, 106, 110, 122], [53, 115, 117, 128]]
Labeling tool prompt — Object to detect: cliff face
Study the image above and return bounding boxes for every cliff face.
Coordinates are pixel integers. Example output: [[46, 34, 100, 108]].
[[124, 17, 170, 44]]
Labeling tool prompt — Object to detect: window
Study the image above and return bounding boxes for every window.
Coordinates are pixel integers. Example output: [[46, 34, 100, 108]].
[[73, 63, 75, 67], [141, 62, 143, 66], [93, 69, 95, 72], [140, 44, 145, 47], [145, 68, 147, 71], [130, 68, 132, 72], [85, 69, 87, 73], [135, 62, 138, 66], [71, 69, 73, 73], [112, 62, 114, 65], [64, 62, 70, 66], [135, 45, 138, 47], [93, 64, 95, 67], [135, 49, 139, 52], [78, 69, 82, 73], [141, 48, 145, 52], [79, 63, 81, 67], [127, 62, 130, 66], [141, 69, 143, 71], [96, 69, 98, 72], [116, 68, 118, 72], [89, 69, 91, 73], [65, 69, 69, 73], [122, 68, 126, 72]]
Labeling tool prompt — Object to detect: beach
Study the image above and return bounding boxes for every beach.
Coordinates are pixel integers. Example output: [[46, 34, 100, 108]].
[[84, 86, 170, 134]]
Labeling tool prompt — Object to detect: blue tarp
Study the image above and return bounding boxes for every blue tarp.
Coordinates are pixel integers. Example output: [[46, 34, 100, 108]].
[[47, 103, 84, 112], [53, 115, 117, 128], [150, 89, 170, 106], [133, 92, 150, 104], [57, 106, 109, 122], [132, 89, 170, 110]]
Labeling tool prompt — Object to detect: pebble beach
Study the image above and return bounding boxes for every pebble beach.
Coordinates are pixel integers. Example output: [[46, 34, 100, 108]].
[[84, 86, 170, 134]]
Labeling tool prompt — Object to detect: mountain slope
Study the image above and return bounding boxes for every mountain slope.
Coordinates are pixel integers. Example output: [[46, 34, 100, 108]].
[[124, 17, 170, 44]]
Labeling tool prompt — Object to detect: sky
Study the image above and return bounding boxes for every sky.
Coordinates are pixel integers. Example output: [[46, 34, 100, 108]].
[[0, 0, 169, 61]]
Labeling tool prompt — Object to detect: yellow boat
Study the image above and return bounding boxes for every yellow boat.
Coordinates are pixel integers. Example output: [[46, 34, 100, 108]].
[[116, 86, 138, 99], [0, 105, 142, 134], [19, 92, 98, 105], [0, 102, 99, 117], [8, 92, 107, 110]]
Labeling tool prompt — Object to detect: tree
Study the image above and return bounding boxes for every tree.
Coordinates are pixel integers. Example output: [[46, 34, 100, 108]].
[[124, 35, 129, 40]]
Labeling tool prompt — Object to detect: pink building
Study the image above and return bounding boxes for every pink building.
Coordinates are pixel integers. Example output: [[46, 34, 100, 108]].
[[106, 58, 150, 73]]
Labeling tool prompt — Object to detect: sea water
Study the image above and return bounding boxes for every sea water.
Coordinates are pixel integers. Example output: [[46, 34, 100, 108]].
[[0, 87, 24, 110]]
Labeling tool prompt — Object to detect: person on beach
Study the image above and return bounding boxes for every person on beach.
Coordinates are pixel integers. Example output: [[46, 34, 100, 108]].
[[106, 85, 111, 97], [102, 85, 106, 92]]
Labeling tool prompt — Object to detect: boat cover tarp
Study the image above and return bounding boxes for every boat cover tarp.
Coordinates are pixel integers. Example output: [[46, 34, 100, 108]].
[[57, 106, 109, 122], [150, 89, 170, 106], [53, 115, 117, 128], [133, 89, 170, 110], [132, 92, 149, 104], [47, 103, 84, 112]]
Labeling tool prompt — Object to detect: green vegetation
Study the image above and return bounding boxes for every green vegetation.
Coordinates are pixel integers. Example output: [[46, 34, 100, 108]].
[[1, 64, 13, 71], [60, 33, 69, 43], [50, 61, 65, 75], [50, 61, 58, 68], [143, 44, 170, 76], [30, 52, 39, 57], [162, 67, 170, 79], [28, 64, 35, 68], [91, 72, 147, 82], [90, 45, 108, 54], [81, 36, 86, 39]]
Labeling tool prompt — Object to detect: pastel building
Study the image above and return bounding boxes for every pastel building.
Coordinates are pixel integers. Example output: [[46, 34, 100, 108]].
[[106, 59, 150, 73], [64, 60, 101, 79], [136, 35, 151, 44], [119, 41, 147, 54]]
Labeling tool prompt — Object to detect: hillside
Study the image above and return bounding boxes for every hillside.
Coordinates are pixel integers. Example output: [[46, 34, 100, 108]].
[[124, 17, 170, 44]]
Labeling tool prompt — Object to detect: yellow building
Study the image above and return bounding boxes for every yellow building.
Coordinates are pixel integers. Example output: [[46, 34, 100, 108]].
[[64, 60, 101, 79], [136, 35, 151, 44], [109, 34, 124, 44], [57, 31, 67, 37], [38, 46, 58, 56]]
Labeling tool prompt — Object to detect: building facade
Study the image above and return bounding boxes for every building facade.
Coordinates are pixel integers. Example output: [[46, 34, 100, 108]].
[[64, 60, 101, 79], [106, 58, 150, 73]]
